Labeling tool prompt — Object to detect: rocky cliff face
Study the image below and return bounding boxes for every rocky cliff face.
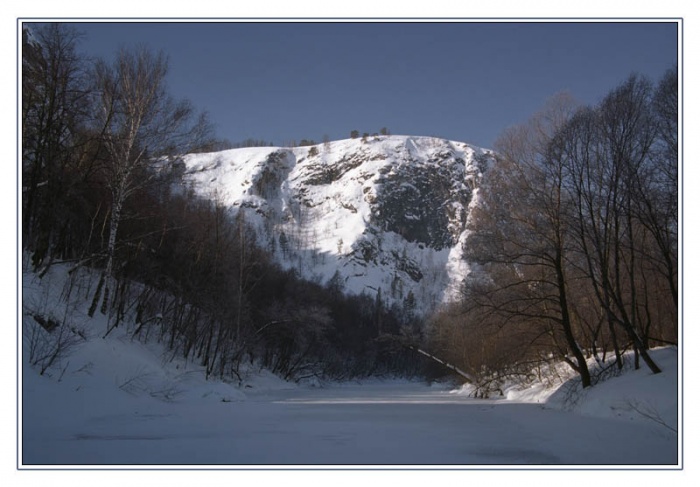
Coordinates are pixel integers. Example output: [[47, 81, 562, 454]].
[[175, 135, 494, 313]]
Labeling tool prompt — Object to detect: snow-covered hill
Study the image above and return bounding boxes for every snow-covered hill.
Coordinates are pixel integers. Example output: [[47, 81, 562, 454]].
[[174, 135, 494, 312]]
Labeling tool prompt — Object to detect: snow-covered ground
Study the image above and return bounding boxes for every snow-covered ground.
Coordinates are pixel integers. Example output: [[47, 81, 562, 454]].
[[22, 374, 678, 466], [20, 261, 680, 468]]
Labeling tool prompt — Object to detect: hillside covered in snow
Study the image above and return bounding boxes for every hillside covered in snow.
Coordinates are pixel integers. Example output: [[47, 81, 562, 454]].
[[174, 135, 494, 312]]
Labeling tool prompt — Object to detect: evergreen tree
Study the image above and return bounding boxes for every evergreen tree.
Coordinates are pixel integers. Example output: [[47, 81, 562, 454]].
[[278, 231, 290, 258]]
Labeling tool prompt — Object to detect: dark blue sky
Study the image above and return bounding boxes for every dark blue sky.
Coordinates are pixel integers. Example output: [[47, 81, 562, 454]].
[[64, 21, 678, 149]]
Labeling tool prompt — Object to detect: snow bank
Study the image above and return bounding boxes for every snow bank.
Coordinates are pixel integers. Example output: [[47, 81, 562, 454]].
[[452, 348, 679, 432], [545, 348, 678, 431]]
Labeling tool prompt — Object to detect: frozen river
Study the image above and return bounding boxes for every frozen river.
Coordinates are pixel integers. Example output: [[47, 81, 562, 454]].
[[23, 381, 677, 466]]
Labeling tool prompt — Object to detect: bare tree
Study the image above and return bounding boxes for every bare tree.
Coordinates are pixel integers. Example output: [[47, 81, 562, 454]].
[[646, 68, 678, 309], [22, 23, 92, 267], [89, 47, 212, 316], [462, 93, 595, 387], [556, 75, 673, 373], [456, 73, 676, 385]]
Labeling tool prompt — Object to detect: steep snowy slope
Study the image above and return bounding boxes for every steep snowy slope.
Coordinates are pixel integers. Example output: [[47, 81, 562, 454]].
[[176, 135, 494, 312]]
